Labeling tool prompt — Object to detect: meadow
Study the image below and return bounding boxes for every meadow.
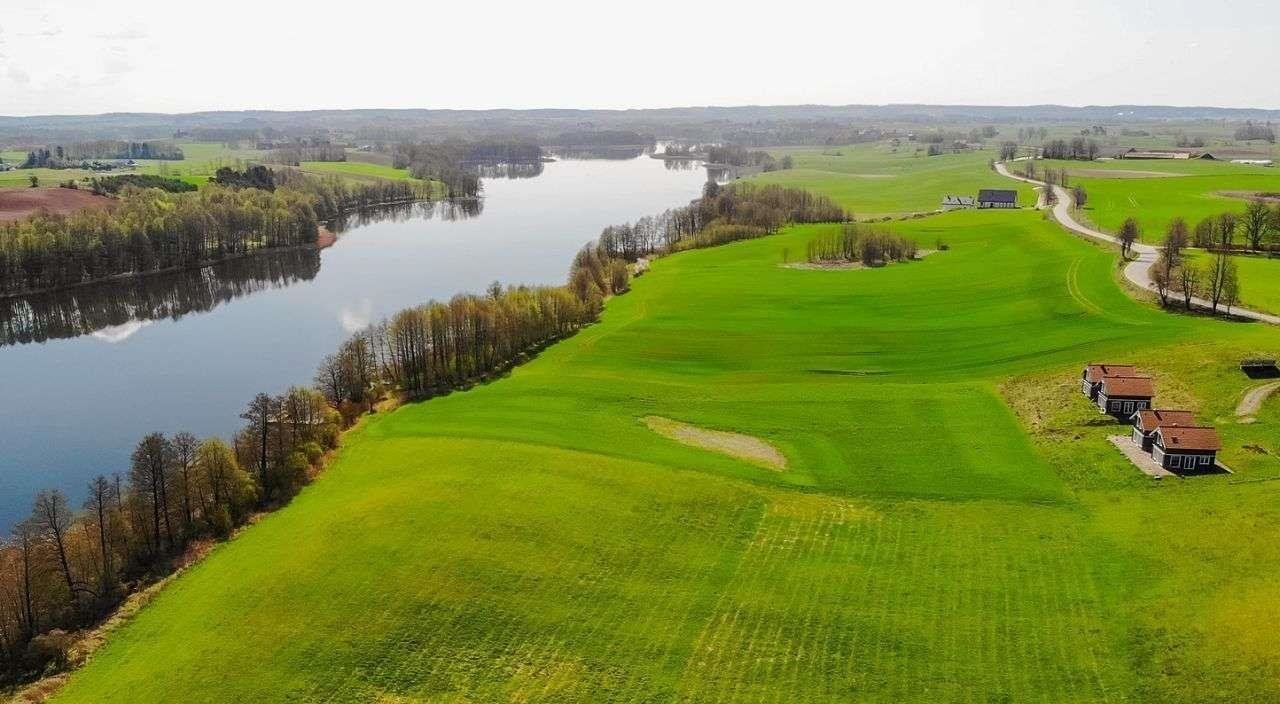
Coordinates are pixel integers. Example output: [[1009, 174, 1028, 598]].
[[50, 202, 1280, 702], [756, 143, 1036, 215], [1183, 249, 1280, 315], [1037, 157, 1280, 239]]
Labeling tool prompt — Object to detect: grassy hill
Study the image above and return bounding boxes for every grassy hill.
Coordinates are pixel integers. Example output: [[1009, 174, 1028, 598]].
[[50, 207, 1280, 702], [754, 144, 1036, 215]]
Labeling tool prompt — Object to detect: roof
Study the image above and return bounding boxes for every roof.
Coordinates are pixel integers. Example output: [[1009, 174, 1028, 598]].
[[1101, 376, 1154, 398], [942, 195, 974, 205], [1133, 409, 1197, 432], [977, 189, 1017, 204], [1157, 426, 1222, 452], [1085, 363, 1138, 383]]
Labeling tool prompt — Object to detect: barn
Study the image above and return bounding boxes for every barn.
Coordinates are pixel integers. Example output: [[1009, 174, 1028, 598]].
[[941, 195, 974, 210], [1096, 376, 1154, 417], [1151, 426, 1221, 472], [1130, 409, 1197, 451], [1081, 363, 1138, 400], [977, 189, 1018, 209]]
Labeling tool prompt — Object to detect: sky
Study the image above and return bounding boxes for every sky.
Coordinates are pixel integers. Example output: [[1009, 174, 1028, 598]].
[[1, 0, 1277, 116]]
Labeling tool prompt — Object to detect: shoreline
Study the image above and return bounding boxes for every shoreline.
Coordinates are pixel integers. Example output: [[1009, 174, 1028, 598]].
[[0, 199, 423, 301]]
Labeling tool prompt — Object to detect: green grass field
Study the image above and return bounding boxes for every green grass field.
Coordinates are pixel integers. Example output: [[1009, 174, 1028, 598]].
[[298, 160, 421, 183], [51, 203, 1280, 702], [1183, 249, 1280, 315], [756, 143, 1036, 216], [1036, 157, 1280, 240]]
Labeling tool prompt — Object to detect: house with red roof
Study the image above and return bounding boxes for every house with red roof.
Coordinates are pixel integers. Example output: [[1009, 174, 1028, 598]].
[[1130, 409, 1197, 451], [1096, 375, 1154, 417], [1152, 426, 1221, 472]]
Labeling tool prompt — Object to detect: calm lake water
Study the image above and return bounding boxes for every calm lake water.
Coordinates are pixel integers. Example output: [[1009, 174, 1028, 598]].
[[0, 153, 710, 528]]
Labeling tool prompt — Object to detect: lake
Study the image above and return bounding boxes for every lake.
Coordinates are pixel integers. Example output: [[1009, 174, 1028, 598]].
[[0, 152, 710, 528]]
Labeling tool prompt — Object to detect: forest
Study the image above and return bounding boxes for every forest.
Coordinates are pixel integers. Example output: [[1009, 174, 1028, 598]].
[[0, 170, 427, 296]]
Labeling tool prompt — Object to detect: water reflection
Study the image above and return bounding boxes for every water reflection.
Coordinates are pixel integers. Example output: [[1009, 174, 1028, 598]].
[[552, 145, 650, 161], [0, 248, 322, 346], [472, 161, 545, 180]]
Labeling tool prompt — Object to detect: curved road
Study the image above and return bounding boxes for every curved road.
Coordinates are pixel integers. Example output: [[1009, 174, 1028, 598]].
[[994, 162, 1280, 325]]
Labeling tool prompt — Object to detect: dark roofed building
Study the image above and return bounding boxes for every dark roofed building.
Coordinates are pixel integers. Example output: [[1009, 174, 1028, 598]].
[[1081, 363, 1138, 400], [1152, 426, 1221, 472], [977, 189, 1018, 209], [1131, 409, 1197, 451], [1097, 375, 1154, 417]]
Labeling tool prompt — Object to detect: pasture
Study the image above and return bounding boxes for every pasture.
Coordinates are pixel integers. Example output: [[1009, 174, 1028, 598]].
[[1038, 157, 1280, 239], [1184, 249, 1280, 315], [756, 143, 1036, 215], [51, 208, 1280, 703]]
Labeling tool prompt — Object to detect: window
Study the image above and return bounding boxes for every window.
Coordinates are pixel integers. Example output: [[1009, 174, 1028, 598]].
[[1200, 455, 1210, 466], [1169, 455, 1182, 469]]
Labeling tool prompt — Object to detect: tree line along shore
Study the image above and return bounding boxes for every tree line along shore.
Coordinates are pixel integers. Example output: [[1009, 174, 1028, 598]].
[[0, 181, 847, 686]]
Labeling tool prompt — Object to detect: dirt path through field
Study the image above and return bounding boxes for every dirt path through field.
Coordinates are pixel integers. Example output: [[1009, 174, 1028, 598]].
[[644, 416, 787, 470], [1236, 380, 1280, 418]]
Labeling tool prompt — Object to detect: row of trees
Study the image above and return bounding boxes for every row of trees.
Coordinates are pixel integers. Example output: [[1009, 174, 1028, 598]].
[[0, 387, 340, 681], [267, 146, 348, 165], [805, 223, 918, 266], [1041, 138, 1101, 161], [19, 143, 184, 169]]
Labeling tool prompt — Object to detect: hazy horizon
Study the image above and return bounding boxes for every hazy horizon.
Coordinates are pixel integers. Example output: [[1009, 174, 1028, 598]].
[[3, 0, 1277, 116]]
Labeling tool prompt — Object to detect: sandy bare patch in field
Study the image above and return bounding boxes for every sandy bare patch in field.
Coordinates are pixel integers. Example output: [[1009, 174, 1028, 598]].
[[1067, 169, 1184, 179], [0, 187, 113, 222], [643, 416, 787, 470]]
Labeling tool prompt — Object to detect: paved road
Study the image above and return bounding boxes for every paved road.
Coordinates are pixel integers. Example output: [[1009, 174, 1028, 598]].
[[994, 162, 1280, 325]]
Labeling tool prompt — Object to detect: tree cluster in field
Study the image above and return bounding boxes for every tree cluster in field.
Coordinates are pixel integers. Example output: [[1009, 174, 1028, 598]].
[[0, 388, 340, 682], [1234, 121, 1276, 143], [805, 223, 918, 266], [1040, 138, 1100, 161], [266, 145, 348, 165], [19, 142, 183, 169], [212, 165, 278, 190], [392, 143, 483, 198], [88, 174, 196, 195], [596, 182, 847, 260], [1130, 204, 1280, 315], [1145, 216, 1241, 314], [0, 169, 429, 296]]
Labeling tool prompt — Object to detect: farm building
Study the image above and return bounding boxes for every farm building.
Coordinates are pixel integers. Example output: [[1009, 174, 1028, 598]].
[[1096, 375, 1154, 417], [1151, 426, 1221, 472], [1130, 409, 1197, 451], [1081, 363, 1138, 400], [977, 189, 1018, 209], [1240, 358, 1279, 378], [941, 195, 974, 210], [1122, 149, 1198, 160]]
